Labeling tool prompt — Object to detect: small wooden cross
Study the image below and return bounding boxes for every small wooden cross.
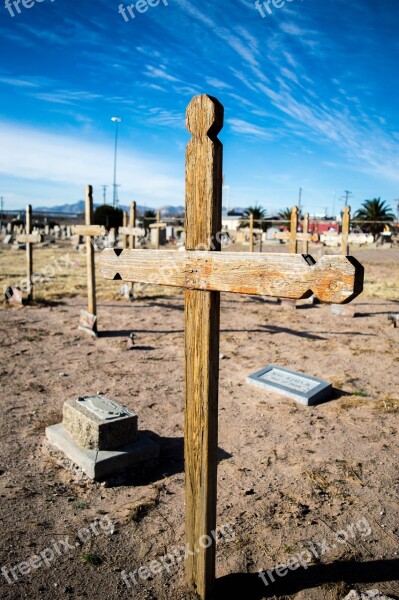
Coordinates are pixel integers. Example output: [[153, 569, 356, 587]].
[[273, 206, 319, 253], [17, 204, 42, 303], [99, 95, 364, 599], [73, 186, 105, 336], [149, 210, 167, 249], [341, 205, 351, 255], [119, 201, 146, 248]]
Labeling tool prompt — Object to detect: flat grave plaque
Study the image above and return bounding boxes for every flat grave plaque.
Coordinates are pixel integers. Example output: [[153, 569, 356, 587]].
[[246, 364, 332, 406]]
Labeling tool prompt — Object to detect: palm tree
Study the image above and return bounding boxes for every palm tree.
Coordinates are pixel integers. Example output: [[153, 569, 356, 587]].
[[354, 198, 394, 235], [276, 207, 292, 222], [239, 205, 268, 231]]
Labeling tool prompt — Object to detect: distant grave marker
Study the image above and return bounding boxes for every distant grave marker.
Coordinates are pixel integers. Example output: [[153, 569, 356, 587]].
[[273, 206, 319, 252], [98, 94, 363, 599], [16, 205, 41, 303], [247, 364, 332, 406], [72, 186, 105, 336]]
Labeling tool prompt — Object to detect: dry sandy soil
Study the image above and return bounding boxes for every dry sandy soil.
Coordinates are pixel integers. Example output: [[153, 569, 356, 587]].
[[0, 244, 398, 600]]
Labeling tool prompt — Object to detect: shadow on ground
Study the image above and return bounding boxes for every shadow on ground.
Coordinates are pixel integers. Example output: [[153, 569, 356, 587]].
[[216, 559, 399, 598]]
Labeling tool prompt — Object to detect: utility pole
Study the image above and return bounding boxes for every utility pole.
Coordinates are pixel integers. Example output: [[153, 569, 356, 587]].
[[0, 196, 3, 218], [102, 185, 108, 205], [343, 190, 352, 206], [298, 187, 302, 216], [111, 116, 122, 209]]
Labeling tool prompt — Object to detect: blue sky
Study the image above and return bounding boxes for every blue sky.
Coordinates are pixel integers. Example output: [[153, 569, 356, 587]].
[[1, 0, 398, 215]]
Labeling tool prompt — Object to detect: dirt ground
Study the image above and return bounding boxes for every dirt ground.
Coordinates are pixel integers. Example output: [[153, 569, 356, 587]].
[[0, 244, 398, 600]]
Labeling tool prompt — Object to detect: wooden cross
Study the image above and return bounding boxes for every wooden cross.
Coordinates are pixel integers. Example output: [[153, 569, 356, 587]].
[[149, 210, 167, 249], [17, 204, 41, 303], [73, 186, 105, 336], [99, 95, 364, 599], [273, 206, 319, 253], [119, 201, 145, 246], [341, 205, 350, 255], [122, 210, 128, 249]]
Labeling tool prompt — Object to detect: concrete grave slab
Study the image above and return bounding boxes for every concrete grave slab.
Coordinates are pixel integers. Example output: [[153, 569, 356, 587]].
[[246, 364, 332, 406], [46, 423, 159, 480], [63, 396, 137, 450]]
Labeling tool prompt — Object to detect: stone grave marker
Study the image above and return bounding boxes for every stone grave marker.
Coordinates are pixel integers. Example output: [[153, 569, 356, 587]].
[[246, 364, 332, 406], [46, 395, 159, 480]]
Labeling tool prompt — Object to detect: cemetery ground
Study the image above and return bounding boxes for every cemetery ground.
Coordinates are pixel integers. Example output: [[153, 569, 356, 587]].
[[0, 243, 398, 600]]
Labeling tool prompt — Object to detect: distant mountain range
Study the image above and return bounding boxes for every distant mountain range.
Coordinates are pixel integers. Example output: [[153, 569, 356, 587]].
[[35, 200, 186, 216], [33, 201, 242, 217]]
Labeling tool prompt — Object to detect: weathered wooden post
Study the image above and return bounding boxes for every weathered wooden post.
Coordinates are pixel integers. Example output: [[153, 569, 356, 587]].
[[99, 94, 364, 599], [129, 201, 137, 249], [342, 205, 350, 255], [184, 95, 223, 598], [289, 205, 299, 254], [302, 212, 309, 254], [149, 212, 167, 249], [16, 205, 41, 303], [26, 205, 33, 302], [249, 212, 254, 252], [122, 211, 128, 249], [73, 186, 105, 336]]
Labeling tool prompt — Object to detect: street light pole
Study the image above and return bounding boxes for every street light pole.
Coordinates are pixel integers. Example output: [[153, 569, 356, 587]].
[[111, 117, 122, 208]]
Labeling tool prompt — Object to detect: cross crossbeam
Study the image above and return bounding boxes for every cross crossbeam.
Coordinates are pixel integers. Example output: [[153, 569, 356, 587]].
[[72, 225, 106, 237], [17, 232, 42, 244], [118, 226, 145, 237], [100, 250, 362, 304], [99, 94, 364, 599]]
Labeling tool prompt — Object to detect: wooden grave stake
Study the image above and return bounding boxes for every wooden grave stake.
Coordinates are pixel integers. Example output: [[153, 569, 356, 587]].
[[17, 204, 41, 303], [99, 95, 364, 599], [119, 200, 145, 244], [341, 205, 350, 255], [149, 209, 167, 249], [274, 206, 318, 250], [129, 201, 137, 249], [73, 186, 105, 336], [122, 211, 128, 249], [249, 213, 254, 252]]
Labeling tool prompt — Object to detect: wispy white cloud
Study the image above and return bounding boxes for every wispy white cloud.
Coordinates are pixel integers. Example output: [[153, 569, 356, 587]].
[[0, 122, 184, 205], [227, 118, 274, 140]]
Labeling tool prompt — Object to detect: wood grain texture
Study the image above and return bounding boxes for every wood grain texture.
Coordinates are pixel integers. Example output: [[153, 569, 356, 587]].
[[184, 94, 223, 599], [129, 201, 136, 249], [342, 205, 350, 255], [26, 205, 33, 302], [73, 225, 105, 237], [99, 250, 363, 304], [85, 186, 97, 326]]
